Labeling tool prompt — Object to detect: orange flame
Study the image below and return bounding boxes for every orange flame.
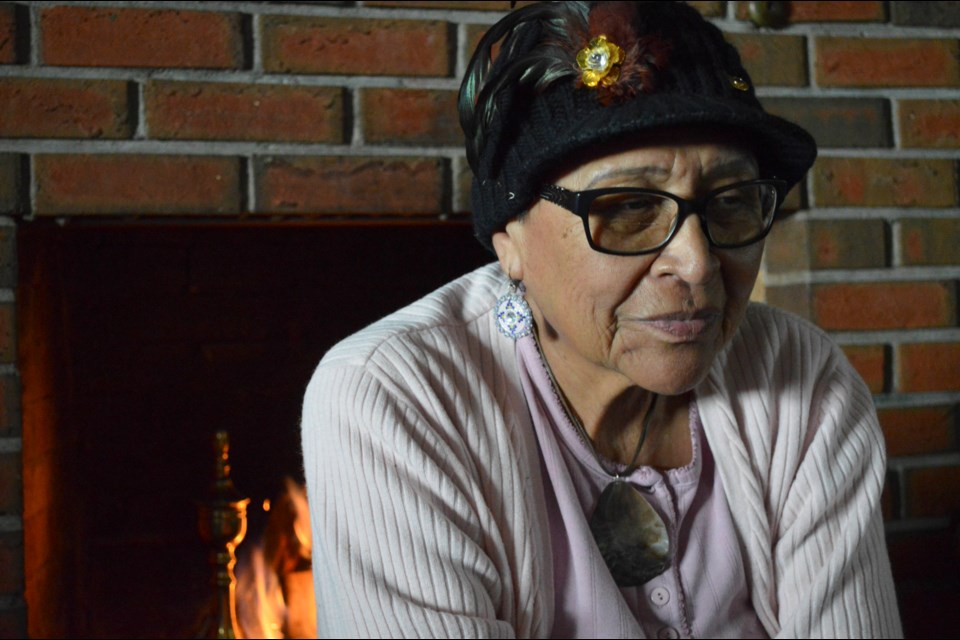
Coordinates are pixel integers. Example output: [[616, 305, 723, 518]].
[[235, 478, 316, 639]]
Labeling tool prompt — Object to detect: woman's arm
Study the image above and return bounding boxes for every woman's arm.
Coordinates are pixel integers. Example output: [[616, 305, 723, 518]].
[[700, 305, 903, 638], [301, 362, 518, 639], [772, 348, 902, 638]]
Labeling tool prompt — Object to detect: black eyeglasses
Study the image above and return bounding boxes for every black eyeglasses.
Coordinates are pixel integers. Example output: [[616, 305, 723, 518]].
[[539, 179, 786, 256]]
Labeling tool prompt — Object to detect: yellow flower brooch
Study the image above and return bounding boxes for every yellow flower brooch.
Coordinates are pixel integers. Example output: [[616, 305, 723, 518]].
[[576, 35, 624, 89], [572, 23, 670, 106]]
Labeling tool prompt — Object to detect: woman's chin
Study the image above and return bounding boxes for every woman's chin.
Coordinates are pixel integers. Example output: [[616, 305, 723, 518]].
[[615, 346, 717, 396]]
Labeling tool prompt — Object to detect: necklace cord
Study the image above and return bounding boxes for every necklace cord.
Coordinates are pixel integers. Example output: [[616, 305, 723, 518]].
[[533, 329, 659, 479]]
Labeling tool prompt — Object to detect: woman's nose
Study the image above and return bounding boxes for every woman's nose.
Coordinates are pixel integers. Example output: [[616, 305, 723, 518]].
[[652, 213, 719, 284]]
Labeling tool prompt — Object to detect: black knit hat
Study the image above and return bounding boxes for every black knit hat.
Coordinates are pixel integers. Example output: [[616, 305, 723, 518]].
[[459, 1, 817, 252]]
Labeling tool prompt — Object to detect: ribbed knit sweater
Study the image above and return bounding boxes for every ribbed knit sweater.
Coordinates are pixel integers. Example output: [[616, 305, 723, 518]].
[[301, 263, 902, 639]]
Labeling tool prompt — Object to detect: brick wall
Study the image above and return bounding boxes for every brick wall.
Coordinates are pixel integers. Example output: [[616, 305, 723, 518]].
[[0, 1, 958, 638]]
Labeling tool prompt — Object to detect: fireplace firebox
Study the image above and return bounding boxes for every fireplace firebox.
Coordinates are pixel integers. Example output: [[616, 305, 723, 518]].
[[18, 219, 491, 638]]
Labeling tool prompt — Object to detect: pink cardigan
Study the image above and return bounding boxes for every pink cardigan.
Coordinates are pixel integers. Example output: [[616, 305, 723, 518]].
[[301, 263, 902, 638]]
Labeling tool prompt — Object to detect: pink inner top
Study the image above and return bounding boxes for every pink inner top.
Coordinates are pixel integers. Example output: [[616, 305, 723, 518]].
[[516, 334, 768, 639]]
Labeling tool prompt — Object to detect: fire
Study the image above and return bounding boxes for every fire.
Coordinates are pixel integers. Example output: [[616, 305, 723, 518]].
[[235, 477, 316, 639]]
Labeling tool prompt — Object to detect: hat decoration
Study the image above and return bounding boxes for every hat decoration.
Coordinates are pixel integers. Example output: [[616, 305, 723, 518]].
[[574, 1, 670, 105], [576, 35, 624, 88]]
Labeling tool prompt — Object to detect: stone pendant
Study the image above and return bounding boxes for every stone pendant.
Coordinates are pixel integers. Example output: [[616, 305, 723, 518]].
[[589, 479, 671, 587]]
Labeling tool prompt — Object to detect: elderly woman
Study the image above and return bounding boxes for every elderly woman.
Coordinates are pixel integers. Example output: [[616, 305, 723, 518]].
[[301, 2, 902, 638]]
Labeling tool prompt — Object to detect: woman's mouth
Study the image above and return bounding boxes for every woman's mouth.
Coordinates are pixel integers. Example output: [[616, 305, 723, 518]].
[[632, 310, 721, 341]]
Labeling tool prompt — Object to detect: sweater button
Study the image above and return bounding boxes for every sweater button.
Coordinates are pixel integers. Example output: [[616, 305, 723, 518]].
[[650, 586, 670, 606], [657, 627, 679, 639]]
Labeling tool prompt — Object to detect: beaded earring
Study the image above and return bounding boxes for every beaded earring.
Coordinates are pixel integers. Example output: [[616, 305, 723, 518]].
[[495, 280, 534, 340]]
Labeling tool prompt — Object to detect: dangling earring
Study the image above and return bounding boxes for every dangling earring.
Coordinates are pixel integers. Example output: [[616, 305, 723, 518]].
[[495, 280, 534, 340]]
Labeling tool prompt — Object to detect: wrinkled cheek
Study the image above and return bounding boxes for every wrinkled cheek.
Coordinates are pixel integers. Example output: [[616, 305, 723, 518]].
[[721, 301, 750, 347], [617, 342, 720, 394], [719, 251, 763, 341]]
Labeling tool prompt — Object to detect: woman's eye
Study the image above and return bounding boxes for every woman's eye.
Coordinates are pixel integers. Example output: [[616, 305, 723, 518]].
[[593, 194, 667, 216], [714, 195, 746, 209]]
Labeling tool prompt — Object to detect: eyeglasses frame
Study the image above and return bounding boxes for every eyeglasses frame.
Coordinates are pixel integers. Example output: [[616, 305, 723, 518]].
[[539, 178, 788, 256]]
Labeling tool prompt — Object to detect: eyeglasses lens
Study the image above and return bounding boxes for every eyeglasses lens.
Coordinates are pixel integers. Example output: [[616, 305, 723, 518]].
[[704, 182, 778, 246], [588, 192, 677, 254], [587, 182, 778, 253]]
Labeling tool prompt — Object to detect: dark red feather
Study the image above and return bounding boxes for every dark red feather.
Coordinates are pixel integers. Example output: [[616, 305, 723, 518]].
[[578, 1, 671, 104]]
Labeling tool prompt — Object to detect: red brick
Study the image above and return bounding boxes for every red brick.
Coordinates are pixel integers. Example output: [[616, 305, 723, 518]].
[[726, 33, 807, 87], [0, 78, 131, 139], [0, 3, 15, 65], [841, 344, 887, 393], [791, 1, 886, 22], [765, 216, 808, 272], [766, 217, 888, 273], [255, 156, 444, 215], [761, 97, 892, 149], [738, 1, 885, 22], [262, 16, 450, 76], [34, 155, 241, 215], [900, 218, 960, 267], [810, 219, 887, 269], [0, 451, 20, 513], [363, 89, 460, 146], [0, 373, 19, 437], [812, 281, 956, 330], [145, 81, 344, 143], [816, 37, 960, 88], [466, 24, 490, 61], [898, 343, 960, 393], [812, 157, 956, 208], [878, 406, 955, 457], [893, 2, 960, 28], [906, 466, 960, 518], [0, 303, 13, 365], [41, 6, 243, 69], [899, 99, 960, 149]]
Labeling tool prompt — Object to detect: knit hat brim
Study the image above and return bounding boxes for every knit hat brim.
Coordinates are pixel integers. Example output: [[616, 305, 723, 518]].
[[471, 88, 816, 251]]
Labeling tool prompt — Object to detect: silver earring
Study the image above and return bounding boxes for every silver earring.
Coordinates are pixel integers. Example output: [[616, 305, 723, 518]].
[[495, 280, 533, 340]]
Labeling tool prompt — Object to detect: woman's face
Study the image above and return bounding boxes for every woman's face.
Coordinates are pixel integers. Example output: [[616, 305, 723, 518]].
[[493, 132, 766, 398]]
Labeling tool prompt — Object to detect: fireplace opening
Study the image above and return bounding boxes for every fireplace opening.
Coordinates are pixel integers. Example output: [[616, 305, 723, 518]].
[[17, 219, 492, 638]]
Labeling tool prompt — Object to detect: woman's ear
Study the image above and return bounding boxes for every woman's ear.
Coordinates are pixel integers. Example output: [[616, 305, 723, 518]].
[[491, 219, 524, 281]]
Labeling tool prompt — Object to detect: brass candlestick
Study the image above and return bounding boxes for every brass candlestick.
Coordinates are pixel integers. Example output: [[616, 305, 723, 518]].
[[197, 430, 251, 639]]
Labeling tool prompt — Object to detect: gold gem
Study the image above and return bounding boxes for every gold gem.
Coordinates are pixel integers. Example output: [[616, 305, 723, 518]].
[[577, 35, 625, 88], [731, 76, 750, 91]]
